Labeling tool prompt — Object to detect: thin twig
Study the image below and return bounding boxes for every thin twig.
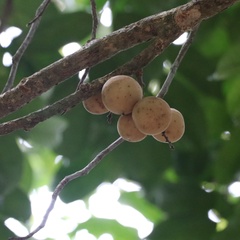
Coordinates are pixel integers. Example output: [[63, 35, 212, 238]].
[[135, 69, 145, 87], [162, 131, 175, 150], [157, 24, 200, 98], [77, 67, 90, 89], [9, 137, 125, 240], [1, 0, 51, 93], [90, 0, 99, 40], [27, 0, 51, 26], [77, 0, 99, 88]]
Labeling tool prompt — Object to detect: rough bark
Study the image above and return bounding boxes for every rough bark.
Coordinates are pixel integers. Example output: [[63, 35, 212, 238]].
[[0, 0, 237, 134]]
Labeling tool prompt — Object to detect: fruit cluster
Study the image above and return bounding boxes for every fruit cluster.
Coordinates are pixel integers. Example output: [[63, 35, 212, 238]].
[[83, 75, 185, 144]]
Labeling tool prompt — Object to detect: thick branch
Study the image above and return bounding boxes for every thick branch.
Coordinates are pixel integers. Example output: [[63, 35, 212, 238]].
[[0, 0, 237, 119], [0, 37, 167, 135]]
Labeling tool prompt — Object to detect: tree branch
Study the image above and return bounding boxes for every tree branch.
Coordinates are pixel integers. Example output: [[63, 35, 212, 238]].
[[1, 0, 51, 93], [0, 37, 168, 135], [0, 0, 237, 120]]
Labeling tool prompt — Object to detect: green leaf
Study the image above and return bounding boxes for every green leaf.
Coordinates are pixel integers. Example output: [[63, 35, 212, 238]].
[[28, 116, 68, 148], [213, 128, 240, 184], [0, 135, 23, 196], [156, 182, 216, 216], [77, 0, 107, 11], [119, 191, 164, 223], [199, 26, 229, 58], [0, 187, 31, 222], [214, 44, 240, 80], [74, 217, 138, 240], [110, 0, 186, 15], [26, 147, 60, 189], [7, 7, 92, 73], [57, 0, 106, 12], [223, 77, 240, 122], [1, 0, 42, 29], [28, 10, 92, 52], [0, 221, 14, 239], [19, 155, 33, 193], [200, 96, 231, 140], [213, 203, 240, 240], [149, 213, 215, 240]]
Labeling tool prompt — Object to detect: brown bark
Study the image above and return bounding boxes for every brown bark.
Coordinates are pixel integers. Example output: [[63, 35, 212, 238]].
[[0, 0, 238, 134]]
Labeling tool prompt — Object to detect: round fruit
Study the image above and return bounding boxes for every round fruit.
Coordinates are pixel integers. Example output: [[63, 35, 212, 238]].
[[101, 75, 143, 115], [117, 114, 146, 142], [83, 92, 108, 115], [132, 96, 171, 135], [153, 108, 185, 143]]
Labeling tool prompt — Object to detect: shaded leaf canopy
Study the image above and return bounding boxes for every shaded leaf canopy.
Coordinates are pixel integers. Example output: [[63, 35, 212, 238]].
[[0, 0, 240, 239]]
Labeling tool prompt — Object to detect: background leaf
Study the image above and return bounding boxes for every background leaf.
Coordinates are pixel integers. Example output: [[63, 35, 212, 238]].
[[0, 187, 31, 222], [74, 217, 138, 240], [0, 135, 23, 195]]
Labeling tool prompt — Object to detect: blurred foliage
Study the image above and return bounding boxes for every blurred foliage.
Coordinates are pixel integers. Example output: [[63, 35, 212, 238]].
[[1, 0, 240, 239]]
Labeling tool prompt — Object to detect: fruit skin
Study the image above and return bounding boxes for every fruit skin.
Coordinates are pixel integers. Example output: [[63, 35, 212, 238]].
[[153, 108, 185, 143], [132, 96, 171, 135], [101, 75, 143, 115], [117, 114, 146, 142], [83, 92, 108, 115]]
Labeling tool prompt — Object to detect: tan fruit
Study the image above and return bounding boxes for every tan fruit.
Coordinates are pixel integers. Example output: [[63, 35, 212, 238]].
[[153, 108, 185, 143], [117, 114, 146, 142], [101, 75, 143, 115], [83, 92, 108, 115], [132, 96, 171, 135]]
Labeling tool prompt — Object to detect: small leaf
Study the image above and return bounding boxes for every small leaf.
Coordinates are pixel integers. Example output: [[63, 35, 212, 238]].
[[28, 116, 68, 148], [119, 191, 164, 223], [75, 217, 138, 240], [0, 187, 31, 222], [150, 213, 215, 240], [223, 77, 240, 122], [26, 148, 60, 189], [199, 26, 229, 58], [0, 135, 23, 195], [19, 156, 33, 193], [0, 221, 14, 239], [214, 128, 240, 184], [200, 96, 231, 140], [214, 44, 240, 80]]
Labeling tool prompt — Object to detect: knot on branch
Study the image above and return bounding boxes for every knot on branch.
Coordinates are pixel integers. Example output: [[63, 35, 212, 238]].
[[175, 5, 202, 31]]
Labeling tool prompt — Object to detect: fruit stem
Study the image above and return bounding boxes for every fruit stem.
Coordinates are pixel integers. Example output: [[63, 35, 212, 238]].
[[162, 131, 175, 150]]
